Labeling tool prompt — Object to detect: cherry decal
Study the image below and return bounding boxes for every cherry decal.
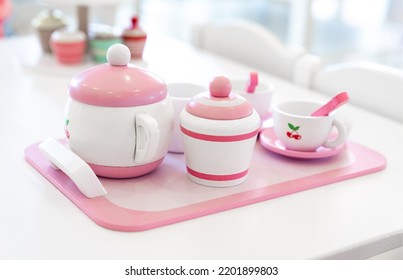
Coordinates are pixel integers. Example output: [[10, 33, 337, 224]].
[[64, 118, 70, 139], [287, 123, 302, 140]]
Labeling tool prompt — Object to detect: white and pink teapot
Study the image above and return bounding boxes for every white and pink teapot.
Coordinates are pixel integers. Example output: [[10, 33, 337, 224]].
[[64, 44, 174, 178]]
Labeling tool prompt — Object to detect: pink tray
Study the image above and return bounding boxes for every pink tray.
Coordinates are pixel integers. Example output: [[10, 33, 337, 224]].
[[25, 140, 386, 232]]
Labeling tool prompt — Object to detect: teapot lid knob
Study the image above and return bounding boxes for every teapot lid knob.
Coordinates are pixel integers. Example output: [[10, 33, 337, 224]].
[[107, 44, 131, 66], [209, 76, 231, 98]]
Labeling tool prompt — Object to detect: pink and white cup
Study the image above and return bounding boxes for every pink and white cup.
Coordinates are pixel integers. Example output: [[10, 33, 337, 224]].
[[50, 30, 86, 64], [167, 83, 206, 153], [231, 79, 274, 121], [180, 76, 260, 187], [122, 17, 147, 59], [272, 99, 348, 152]]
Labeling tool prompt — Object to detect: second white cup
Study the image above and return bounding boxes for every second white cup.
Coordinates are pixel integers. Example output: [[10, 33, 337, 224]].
[[167, 83, 207, 153], [231, 79, 274, 120]]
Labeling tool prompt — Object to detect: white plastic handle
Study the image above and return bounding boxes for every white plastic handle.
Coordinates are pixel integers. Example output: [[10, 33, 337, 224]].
[[39, 138, 107, 198], [134, 113, 160, 164], [323, 118, 347, 148]]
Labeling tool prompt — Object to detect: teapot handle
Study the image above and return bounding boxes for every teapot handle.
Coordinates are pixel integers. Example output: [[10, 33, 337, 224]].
[[134, 113, 160, 164]]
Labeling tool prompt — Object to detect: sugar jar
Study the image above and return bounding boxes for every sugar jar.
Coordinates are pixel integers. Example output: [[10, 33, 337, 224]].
[[180, 76, 261, 187]]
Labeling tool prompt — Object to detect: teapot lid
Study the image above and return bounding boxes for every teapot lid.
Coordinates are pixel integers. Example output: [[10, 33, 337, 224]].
[[186, 76, 253, 120], [68, 44, 166, 107]]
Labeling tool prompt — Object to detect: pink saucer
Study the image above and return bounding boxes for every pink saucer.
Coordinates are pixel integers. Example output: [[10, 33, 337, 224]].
[[259, 112, 273, 132], [259, 127, 346, 159]]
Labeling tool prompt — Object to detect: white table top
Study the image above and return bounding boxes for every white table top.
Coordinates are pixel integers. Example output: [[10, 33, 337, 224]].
[[1, 34, 402, 260]]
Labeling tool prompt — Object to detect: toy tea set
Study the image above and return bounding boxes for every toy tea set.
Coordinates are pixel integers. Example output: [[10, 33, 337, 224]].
[[37, 43, 352, 199], [32, 9, 146, 63]]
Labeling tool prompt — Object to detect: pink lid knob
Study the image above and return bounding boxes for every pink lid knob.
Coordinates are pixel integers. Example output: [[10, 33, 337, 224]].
[[209, 76, 231, 98]]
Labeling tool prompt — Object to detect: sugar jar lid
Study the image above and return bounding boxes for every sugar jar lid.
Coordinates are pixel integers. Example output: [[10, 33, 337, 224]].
[[68, 44, 166, 107], [185, 76, 253, 120]]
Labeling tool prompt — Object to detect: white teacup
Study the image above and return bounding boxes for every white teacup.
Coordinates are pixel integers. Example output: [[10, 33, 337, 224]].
[[272, 99, 348, 152], [167, 83, 206, 153], [231, 79, 274, 119]]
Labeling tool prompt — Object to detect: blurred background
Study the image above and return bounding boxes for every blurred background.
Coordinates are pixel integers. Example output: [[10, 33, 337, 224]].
[[2, 0, 403, 68]]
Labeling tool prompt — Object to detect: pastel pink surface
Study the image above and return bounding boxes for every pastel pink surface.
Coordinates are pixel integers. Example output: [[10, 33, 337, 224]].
[[311, 91, 349, 117], [25, 139, 386, 232]]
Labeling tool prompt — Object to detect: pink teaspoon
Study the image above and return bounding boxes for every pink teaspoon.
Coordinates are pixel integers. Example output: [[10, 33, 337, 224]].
[[246, 71, 258, 93], [311, 91, 349, 117]]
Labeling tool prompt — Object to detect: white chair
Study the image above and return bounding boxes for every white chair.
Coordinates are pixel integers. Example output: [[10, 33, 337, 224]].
[[312, 62, 403, 123], [191, 19, 322, 87]]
